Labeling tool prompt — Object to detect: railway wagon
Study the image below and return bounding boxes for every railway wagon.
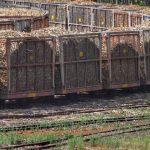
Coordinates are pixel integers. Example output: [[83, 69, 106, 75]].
[[0, 1, 145, 31], [0, 32, 146, 100], [2, 0, 150, 6], [0, 32, 103, 99], [102, 31, 141, 89], [67, 5, 143, 32], [12, 1, 68, 29], [1, 0, 150, 100], [31, 14, 49, 30], [0, 30, 143, 99], [1, 0, 14, 4], [0, 9, 49, 32], [55, 33, 102, 94], [0, 37, 55, 99], [96, 0, 150, 5]]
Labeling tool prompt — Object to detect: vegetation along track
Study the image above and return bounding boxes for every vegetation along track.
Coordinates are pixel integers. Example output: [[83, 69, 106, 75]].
[[1, 123, 150, 150], [0, 114, 149, 132], [0, 103, 150, 120]]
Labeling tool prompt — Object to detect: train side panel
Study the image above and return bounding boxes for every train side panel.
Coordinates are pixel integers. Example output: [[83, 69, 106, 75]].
[[55, 33, 102, 94], [0, 37, 55, 99]]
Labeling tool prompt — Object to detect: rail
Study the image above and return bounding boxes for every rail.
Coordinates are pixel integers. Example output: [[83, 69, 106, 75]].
[[1, 123, 150, 149], [0, 114, 149, 132]]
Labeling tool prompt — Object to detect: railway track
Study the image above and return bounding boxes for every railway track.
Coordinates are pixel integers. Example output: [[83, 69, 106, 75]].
[[0, 103, 149, 120], [0, 115, 149, 132], [1, 123, 150, 150]]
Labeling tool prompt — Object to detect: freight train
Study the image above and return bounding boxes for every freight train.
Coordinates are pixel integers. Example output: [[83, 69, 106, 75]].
[[96, 0, 150, 6], [0, 0, 150, 100], [1, 0, 150, 6]]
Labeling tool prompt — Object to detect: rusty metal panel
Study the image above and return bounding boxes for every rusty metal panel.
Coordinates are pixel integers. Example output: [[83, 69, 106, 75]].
[[0, 21, 14, 30], [56, 33, 102, 94], [0, 37, 55, 99], [130, 13, 142, 27], [43, 15, 49, 27], [32, 18, 42, 30], [114, 11, 129, 27], [143, 30, 150, 84], [32, 14, 49, 30], [93, 8, 113, 28], [106, 31, 140, 89]]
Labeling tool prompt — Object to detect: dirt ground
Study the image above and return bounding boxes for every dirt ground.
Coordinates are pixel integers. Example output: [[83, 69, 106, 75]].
[[0, 87, 150, 127]]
